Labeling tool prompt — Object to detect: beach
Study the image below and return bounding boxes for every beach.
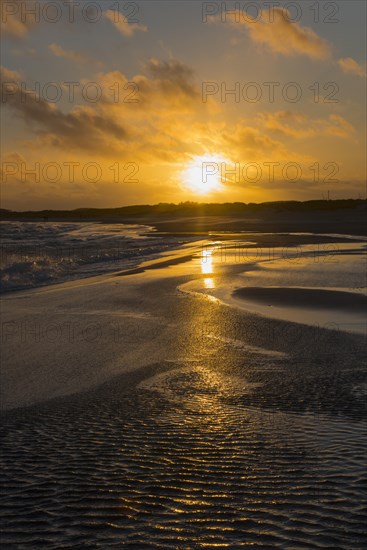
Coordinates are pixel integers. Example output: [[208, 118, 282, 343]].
[[1, 229, 366, 548], [2, 0, 366, 543]]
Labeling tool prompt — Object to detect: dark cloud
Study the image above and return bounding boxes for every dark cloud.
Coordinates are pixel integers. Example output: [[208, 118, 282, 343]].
[[144, 58, 200, 100], [1, 66, 128, 154]]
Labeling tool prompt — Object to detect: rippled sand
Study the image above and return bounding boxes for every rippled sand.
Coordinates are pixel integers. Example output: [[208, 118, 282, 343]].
[[1, 236, 366, 548]]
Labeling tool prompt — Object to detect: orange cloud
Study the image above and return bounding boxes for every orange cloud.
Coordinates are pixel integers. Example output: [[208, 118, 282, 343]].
[[0, 65, 23, 81], [104, 10, 147, 36], [0, 57, 357, 204], [0, 59, 207, 161], [259, 111, 355, 140], [338, 57, 366, 78], [325, 115, 355, 139], [212, 7, 331, 59], [1, 0, 31, 38], [49, 43, 86, 64]]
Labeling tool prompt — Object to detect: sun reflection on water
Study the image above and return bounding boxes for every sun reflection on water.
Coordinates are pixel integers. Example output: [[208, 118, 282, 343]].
[[201, 248, 214, 274], [204, 278, 215, 289], [201, 247, 216, 289]]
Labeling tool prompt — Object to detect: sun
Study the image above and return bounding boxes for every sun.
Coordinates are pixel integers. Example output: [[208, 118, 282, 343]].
[[180, 154, 227, 194]]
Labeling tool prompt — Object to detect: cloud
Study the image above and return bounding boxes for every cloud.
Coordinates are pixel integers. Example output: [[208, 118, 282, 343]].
[[224, 125, 284, 156], [49, 43, 86, 64], [1, 17, 28, 39], [104, 10, 147, 36], [0, 0, 37, 39], [216, 121, 304, 168], [0, 151, 26, 184], [1, 151, 26, 165], [0, 65, 23, 81], [338, 57, 366, 78], [0, 66, 129, 155], [325, 114, 355, 139], [259, 111, 312, 138], [49, 44, 103, 68], [212, 8, 331, 59], [0, 59, 206, 160], [0, 57, 353, 200], [143, 58, 200, 103], [97, 58, 202, 113], [259, 111, 355, 140]]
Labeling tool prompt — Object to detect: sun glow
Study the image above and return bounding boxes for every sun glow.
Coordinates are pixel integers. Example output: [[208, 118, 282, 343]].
[[180, 154, 227, 194]]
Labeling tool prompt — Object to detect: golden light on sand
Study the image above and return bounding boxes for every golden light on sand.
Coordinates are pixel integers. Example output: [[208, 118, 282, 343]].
[[180, 154, 227, 194]]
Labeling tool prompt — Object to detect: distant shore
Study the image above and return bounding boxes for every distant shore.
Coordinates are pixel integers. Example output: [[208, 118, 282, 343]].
[[2, 199, 367, 236]]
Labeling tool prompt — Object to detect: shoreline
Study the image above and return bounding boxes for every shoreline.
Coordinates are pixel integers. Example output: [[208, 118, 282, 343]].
[[2, 233, 366, 410], [2, 230, 366, 549], [2, 216, 367, 237], [2, 199, 367, 236], [2, 226, 365, 296]]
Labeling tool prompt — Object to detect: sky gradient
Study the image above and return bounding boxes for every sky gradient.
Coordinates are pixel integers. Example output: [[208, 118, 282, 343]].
[[1, 0, 366, 209]]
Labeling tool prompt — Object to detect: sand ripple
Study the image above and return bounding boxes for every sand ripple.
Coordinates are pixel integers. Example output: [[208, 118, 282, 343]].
[[1, 360, 366, 549]]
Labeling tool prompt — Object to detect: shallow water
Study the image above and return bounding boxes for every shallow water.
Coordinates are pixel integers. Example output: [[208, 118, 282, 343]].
[[183, 241, 367, 335], [0, 221, 188, 292]]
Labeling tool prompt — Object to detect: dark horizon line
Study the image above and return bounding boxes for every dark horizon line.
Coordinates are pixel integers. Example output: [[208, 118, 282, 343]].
[[1, 198, 367, 216]]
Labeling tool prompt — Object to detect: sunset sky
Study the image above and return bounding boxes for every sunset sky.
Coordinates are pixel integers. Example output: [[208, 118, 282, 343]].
[[1, 0, 366, 210]]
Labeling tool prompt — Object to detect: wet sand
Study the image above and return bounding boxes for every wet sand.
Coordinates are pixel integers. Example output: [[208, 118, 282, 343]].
[[1, 234, 366, 548]]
